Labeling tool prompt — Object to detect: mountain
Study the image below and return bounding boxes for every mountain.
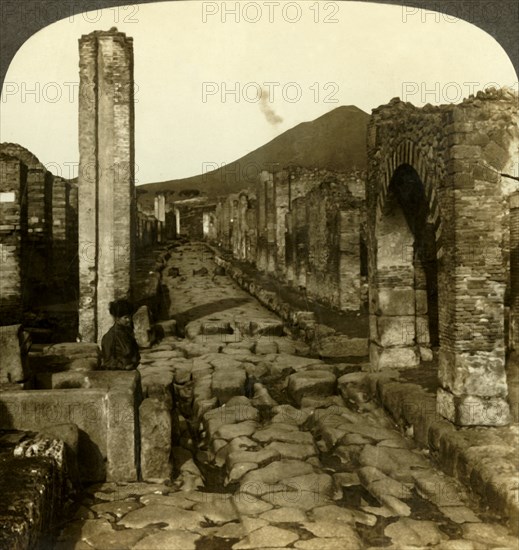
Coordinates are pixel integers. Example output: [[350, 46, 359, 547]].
[[138, 105, 369, 205]]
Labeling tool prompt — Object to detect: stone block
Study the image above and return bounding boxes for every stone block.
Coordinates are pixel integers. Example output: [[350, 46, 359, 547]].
[[0, 388, 107, 481], [377, 288, 415, 316], [315, 335, 368, 359], [376, 316, 415, 347], [133, 305, 154, 349], [0, 324, 28, 383], [288, 370, 337, 406], [415, 290, 428, 315], [370, 343, 420, 370], [437, 388, 511, 427], [212, 369, 246, 405], [139, 397, 172, 482]]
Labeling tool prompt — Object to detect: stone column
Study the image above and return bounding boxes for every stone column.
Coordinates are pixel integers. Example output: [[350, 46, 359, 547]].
[[78, 28, 135, 343]]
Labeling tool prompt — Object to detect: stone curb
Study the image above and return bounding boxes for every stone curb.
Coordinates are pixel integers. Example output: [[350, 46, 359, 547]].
[[364, 372, 519, 535]]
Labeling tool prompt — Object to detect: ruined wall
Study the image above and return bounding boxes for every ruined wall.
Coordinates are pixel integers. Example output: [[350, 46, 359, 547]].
[[305, 178, 364, 311], [368, 88, 519, 426], [213, 167, 367, 313], [0, 144, 79, 318], [0, 154, 27, 324]]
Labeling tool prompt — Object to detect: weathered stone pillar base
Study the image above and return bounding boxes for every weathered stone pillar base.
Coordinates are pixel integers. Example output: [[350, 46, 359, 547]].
[[437, 387, 510, 426], [369, 342, 420, 370], [438, 349, 510, 426]]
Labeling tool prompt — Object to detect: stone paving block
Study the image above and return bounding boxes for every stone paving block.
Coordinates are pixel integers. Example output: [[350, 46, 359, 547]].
[[132, 530, 200, 550], [294, 537, 361, 550], [227, 448, 280, 469], [315, 335, 368, 359], [193, 499, 239, 524], [212, 369, 247, 405], [139, 398, 173, 481], [384, 518, 446, 547], [252, 425, 314, 445], [254, 340, 279, 355], [264, 441, 317, 460], [232, 492, 273, 515], [259, 507, 307, 523], [215, 420, 258, 440], [227, 462, 259, 484], [288, 370, 336, 406], [241, 460, 315, 486], [118, 504, 205, 530], [232, 525, 299, 549]]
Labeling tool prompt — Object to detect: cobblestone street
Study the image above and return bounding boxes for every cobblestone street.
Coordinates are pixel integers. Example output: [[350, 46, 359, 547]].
[[55, 243, 518, 550]]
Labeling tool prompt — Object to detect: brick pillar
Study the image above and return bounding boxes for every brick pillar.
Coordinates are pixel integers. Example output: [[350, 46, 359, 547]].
[[509, 192, 519, 350], [78, 28, 135, 343], [437, 107, 511, 426]]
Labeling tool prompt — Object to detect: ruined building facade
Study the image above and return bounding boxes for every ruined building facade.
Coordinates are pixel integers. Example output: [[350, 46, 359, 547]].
[[213, 167, 368, 313]]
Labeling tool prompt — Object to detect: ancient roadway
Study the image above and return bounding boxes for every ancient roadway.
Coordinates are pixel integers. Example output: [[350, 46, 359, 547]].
[[56, 243, 518, 550]]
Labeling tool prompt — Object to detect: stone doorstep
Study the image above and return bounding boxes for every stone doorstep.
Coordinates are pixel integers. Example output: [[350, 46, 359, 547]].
[[369, 373, 519, 535]]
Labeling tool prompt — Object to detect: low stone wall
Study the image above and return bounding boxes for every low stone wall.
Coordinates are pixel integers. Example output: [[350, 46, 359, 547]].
[[0, 370, 141, 483]]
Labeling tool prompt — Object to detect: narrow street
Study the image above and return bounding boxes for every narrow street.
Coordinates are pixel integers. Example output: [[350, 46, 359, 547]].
[[55, 243, 518, 550]]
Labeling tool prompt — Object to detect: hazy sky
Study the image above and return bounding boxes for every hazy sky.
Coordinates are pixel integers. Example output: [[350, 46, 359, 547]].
[[0, 1, 517, 185]]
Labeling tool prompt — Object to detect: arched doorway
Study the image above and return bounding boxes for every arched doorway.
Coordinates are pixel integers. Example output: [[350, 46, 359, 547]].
[[371, 163, 439, 368]]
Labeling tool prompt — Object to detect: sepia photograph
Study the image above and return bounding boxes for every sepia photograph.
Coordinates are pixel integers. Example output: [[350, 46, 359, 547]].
[[0, 1, 518, 548]]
